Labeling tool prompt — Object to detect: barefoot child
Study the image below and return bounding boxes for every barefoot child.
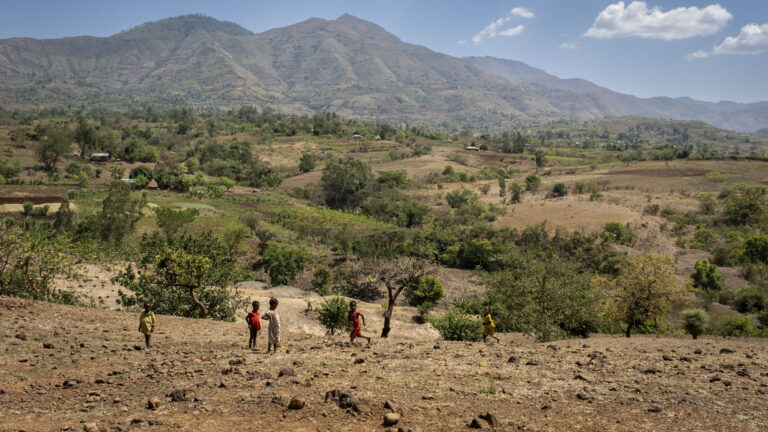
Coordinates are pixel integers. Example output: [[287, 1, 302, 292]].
[[482, 306, 500, 344], [139, 302, 156, 353], [246, 301, 261, 350], [262, 298, 281, 353], [348, 301, 372, 345]]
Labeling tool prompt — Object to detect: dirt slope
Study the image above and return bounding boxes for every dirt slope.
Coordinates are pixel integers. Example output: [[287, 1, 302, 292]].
[[2, 296, 767, 432]]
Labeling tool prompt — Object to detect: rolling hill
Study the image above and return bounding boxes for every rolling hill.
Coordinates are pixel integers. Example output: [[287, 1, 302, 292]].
[[0, 14, 766, 133]]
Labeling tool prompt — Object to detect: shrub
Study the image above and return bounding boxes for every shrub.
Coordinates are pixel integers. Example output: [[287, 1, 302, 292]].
[[129, 165, 154, 181], [299, 152, 316, 173], [719, 314, 758, 337], [22, 201, 34, 215], [691, 260, 723, 292], [718, 290, 734, 306], [744, 235, 768, 264], [31, 205, 49, 216], [311, 266, 334, 295], [453, 298, 485, 315], [0, 158, 21, 178], [643, 204, 660, 215], [682, 309, 709, 339], [758, 311, 768, 328], [321, 156, 373, 209], [404, 275, 445, 310], [548, 183, 568, 198], [603, 222, 635, 245], [445, 188, 476, 209], [524, 174, 541, 192], [478, 183, 491, 195], [316, 296, 350, 335], [734, 287, 766, 313], [262, 245, 307, 286], [429, 308, 482, 341]]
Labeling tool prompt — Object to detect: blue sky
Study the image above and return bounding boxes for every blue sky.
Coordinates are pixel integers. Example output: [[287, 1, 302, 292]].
[[2, 1, 768, 103]]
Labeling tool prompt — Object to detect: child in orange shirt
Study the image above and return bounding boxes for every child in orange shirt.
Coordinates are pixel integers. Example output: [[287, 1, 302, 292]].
[[348, 301, 371, 346], [246, 301, 261, 350]]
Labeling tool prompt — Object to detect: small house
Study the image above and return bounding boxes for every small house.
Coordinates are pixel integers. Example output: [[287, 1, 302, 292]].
[[90, 153, 110, 162]]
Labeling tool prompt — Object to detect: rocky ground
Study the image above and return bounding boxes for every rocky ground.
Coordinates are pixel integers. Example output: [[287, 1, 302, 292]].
[[2, 296, 767, 432]]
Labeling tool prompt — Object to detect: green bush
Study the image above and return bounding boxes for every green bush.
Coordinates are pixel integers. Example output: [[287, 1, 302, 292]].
[[548, 183, 568, 198], [734, 287, 766, 313], [718, 290, 734, 306], [445, 188, 476, 209], [22, 201, 33, 215], [691, 260, 723, 292], [299, 152, 316, 173], [453, 298, 485, 315], [262, 245, 307, 286], [316, 296, 350, 335], [719, 314, 759, 337], [524, 174, 541, 192], [758, 311, 768, 328], [129, 165, 154, 181], [429, 308, 482, 341], [643, 204, 660, 215], [681, 309, 709, 339], [744, 235, 768, 264], [311, 266, 334, 295], [603, 222, 635, 245], [404, 275, 445, 309]]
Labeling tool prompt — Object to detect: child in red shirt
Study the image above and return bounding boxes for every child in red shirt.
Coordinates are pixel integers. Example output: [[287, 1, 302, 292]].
[[246, 301, 261, 350], [348, 301, 371, 345]]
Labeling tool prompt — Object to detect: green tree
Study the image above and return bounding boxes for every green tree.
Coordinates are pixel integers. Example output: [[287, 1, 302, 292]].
[[722, 184, 767, 226], [744, 235, 768, 264], [535, 150, 547, 170], [316, 297, 349, 335], [445, 188, 477, 209], [487, 255, 603, 341], [219, 176, 236, 192], [691, 260, 723, 292], [299, 152, 316, 173], [525, 174, 541, 192], [115, 232, 248, 320], [548, 182, 568, 198], [682, 309, 709, 339], [74, 117, 98, 159], [129, 165, 154, 182], [97, 181, 146, 242], [35, 132, 71, 171], [594, 254, 685, 338], [262, 245, 307, 286], [734, 287, 766, 313], [185, 157, 200, 174], [321, 156, 373, 209], [404, 275, 444, 312], [154, 207, 199, 237]]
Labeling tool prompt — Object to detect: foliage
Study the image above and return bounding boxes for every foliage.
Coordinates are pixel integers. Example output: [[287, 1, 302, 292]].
[[84, 181, 146, 242], [508, 182, 523, 204], [262, 245, 307, 286], [445, 188, 477, 209], [734, 287, 766, 313], [453, 297, 486, 315], [361, 189, 429, 227], [154, 207, 199, 237], [0, 223, 78, 304], [487, 255, 604, 341], [744, 235, 768, 264], [681, 309, 709, 339], [316, 296, 349, 335], [643, 204, 660, 215], [721, 184, 767, 226], [311, 266, 334, 295], [321, 156, 373, 210], [0, 158, 21, 178], [594, 254, 685, 337], [718, 314, 759, 337], [404, 275, 444, 310], [602, 222, 635, 245], [115, 232, 248, 320], [129, 165, 154, 181], [35, 132, 71, 171], [525, 174, 541, 192], [299, 152, 316, 173], [429, 308, 482, 341], [691, 260, 723, 292]]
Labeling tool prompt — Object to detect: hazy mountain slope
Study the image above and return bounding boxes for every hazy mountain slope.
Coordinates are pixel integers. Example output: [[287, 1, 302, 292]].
[[465, 56, 767, 133]]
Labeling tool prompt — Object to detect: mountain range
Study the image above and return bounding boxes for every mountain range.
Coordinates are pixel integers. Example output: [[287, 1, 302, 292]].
[[0, 14, 766, 133]]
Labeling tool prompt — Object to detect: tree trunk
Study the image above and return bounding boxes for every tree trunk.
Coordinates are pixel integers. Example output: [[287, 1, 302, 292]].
[[625, 322, 632, 338], [188, 286, 208, 318], [381, 300, 393, 338]]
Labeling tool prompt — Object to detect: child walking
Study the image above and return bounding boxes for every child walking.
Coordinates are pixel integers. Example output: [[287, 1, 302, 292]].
[[139, 302, 156, 353], [482, 306, 500, 344], [246, 301, 261, 350], [262, 297, 281, 353], [348, 301, 372, 345]]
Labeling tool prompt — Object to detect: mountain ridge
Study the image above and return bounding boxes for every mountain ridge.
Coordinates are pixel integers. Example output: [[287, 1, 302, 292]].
[[0, 14, 766, 133]]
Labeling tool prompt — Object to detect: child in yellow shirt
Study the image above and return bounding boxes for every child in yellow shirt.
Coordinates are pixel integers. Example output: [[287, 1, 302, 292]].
[[482, 306, 500, 344], [139, 302, 156, 353]]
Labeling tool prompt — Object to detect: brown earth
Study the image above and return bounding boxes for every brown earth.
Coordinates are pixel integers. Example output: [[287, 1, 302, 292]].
[[2, 296, 768, 432]]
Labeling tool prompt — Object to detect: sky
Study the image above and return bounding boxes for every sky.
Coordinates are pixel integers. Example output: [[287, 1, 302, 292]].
[[1, 1, 768, 103]]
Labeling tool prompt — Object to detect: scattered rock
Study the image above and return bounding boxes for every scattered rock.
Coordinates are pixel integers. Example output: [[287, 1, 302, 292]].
[[383, 412, 401, 426], [694, 349, 703, 355], [355, 403, 372, 415], [229, 357, 246, 366], [384, 400, 397, 412], [354, 358, 365, 364], [507, 356, 517, 364], [288, 397, 305, 410], [468, 417, 484, 429], [648, 405, 663, 413], [479, 412, 498, 426], [15, 333, 27, 341], [525, 360, 539, 366], [43, 343, 55, 349], [82, 422, 98, 432], [278, 368, 296, 377], [720, 348, 734, 354], [168, 389, 189, 402], [147, 397, 161, 410]]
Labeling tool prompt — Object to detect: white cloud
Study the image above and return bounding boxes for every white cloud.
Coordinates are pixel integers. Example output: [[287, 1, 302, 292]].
[[560, 42, 579, 50], [509, 7, 534, 19], [457, 39, 468, 45], [499, 25, 525, 37], [687, 23, 768, 59], [469, 7, 534, 45], [584, 1, 732, 40]]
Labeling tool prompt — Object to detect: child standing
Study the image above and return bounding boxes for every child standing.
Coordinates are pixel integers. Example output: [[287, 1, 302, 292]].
[[246, 301, 261, 350], [139, 302, 156, 353], [348, 301, 372, 345], [482, 306, 500, 344], [261, 298, 281, 353]]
